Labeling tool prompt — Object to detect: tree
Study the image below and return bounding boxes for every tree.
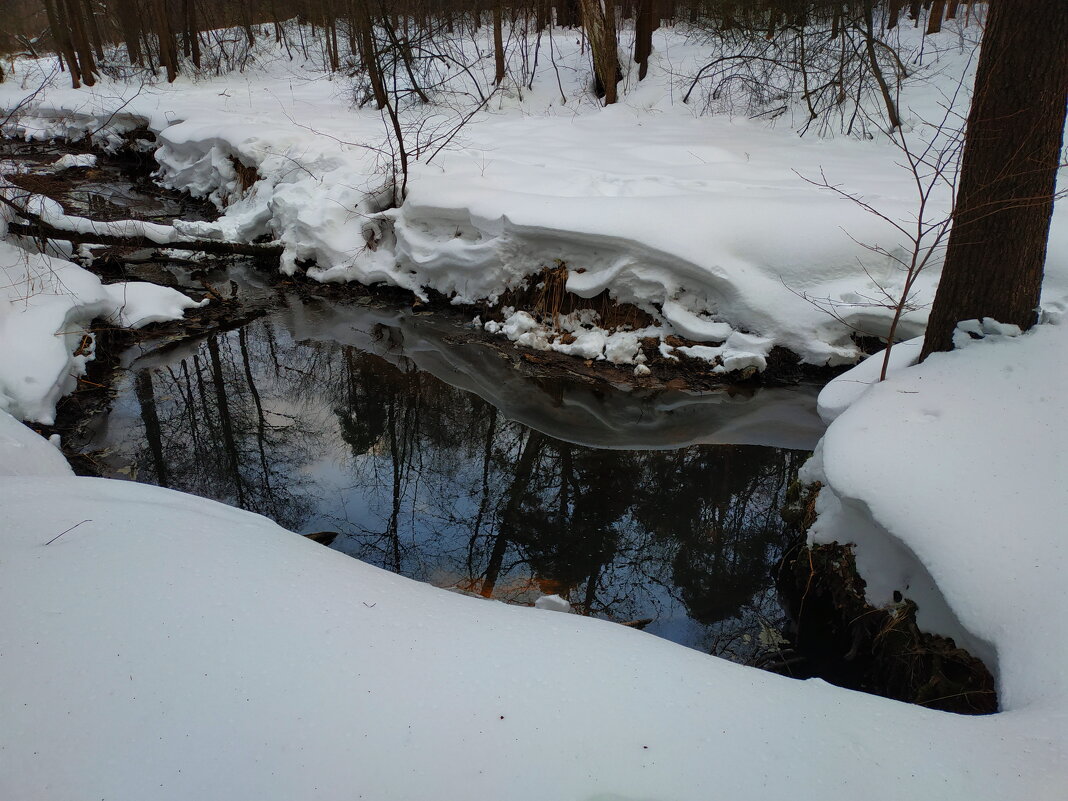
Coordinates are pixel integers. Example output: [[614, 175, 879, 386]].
[[633, 0, 656, 81], [579, 0, 619, 104], [492, 3, 506, 85], [920, 0, 1068, 358]]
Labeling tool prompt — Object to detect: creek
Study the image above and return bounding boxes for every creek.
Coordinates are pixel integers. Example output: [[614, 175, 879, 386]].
[[5, 138, 828, 668]]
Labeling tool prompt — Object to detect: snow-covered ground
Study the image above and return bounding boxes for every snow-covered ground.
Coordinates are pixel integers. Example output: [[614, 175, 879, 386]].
[[3, 20, 1065, 370], [1, 14, 1066, 800], [1, 318, 1065, 800], [0, 206, 205, 422]]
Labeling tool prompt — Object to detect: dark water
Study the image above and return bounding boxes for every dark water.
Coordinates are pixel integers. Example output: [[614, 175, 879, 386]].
[[0, 138, 216, 224], [82, 294, 823, 663]]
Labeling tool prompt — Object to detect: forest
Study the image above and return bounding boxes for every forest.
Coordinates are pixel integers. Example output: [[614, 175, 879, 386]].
[[0, 1, 1065, 800]]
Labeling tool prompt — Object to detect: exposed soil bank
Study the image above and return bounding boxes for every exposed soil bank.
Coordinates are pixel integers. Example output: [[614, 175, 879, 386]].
[[775, 483, 998, 715]]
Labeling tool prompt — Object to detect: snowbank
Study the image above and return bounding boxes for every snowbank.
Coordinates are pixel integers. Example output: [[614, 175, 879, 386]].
[[0, 234, 205, 423], [0, 458, 1063, 801], [3, 22, 1063, 369], [0, 407, 72, 476], [1, 17, 1066, 799], [806, 320, 1067, 751]]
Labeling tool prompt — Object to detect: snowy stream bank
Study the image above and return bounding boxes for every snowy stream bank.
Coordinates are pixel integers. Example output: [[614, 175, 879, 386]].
[[1, 320, 1065, 800], [1, 19, 1066, 800], [3, 24, 1065, 377]]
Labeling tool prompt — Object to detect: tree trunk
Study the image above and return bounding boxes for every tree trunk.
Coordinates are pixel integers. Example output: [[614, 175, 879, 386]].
[[887, 0, 905, 30], [558, 0, 581, 29], [579, 0, 618, 104], [862, 0, 900, 128], [492, 3, 506, 85], [355, 2, 388, 109], [634, 0, 655, 80], [920, 0, 1068, 358], [926, 0, 945, 35], [115, 0, 144, 65], [63, 0, 97, 86], [79, 0, 106, 60], [43, 0, 82, 88], [153, 0, 179, 83]]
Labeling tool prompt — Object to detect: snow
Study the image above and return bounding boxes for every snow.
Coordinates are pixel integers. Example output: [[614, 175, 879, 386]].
[[0, 229, 206, 423], [482, 308, 656, 364], [0, 408, 72, 476], [0, 14, 1066, 800], [52, 152, 97, 170], [1, 247, 1064, 801], [534, 594, 572, 612], [0, 462, 1061, 801], [806, 321, 1068, 718], [816, 336, 923, 422], [1, 20, 1063, 369]]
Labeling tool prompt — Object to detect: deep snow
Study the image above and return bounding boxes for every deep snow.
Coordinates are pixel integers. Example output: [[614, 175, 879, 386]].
[[0, 203, 206, 422], [1, 319, 1066, 800], [2, 20, 1064, 371], [1, 13, 1066, 801]]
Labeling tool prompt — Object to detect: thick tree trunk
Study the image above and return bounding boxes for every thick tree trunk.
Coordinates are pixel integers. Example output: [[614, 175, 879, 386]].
[[579, 0, 618, 104], [355, 3, 388, 109], [558, 0, 581, 29], [921, 0, 1068, 358], [153, 0, 179, 83], [63, 0, 97, 86], [926, 0, 945, 35], [115, 0, 144, 65]]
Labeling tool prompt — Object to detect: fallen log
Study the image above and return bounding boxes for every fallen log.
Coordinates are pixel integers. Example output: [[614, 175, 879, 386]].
[[5, 220, 283, 259], [0, 190, 283, 259]]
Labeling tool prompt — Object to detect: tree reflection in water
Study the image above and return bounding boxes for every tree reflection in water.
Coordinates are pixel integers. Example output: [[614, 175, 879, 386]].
[[89, 316, 808, 663]]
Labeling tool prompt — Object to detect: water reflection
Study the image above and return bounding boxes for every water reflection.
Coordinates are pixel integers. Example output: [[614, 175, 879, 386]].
[[87, 302, 815, 662]]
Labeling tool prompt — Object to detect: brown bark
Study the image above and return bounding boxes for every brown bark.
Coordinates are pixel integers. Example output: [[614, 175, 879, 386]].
[[492, 3, 506, 85], [355, 2, 388, 109], [79, 0, 105, 60], [579, 0, 618, 104], [558, 0, 580, 28], [926, 0, 945, 35], [152, 0, 179, 83], [862, 0, 900, 129], [921, 0, 1068, 358], [5, 221, 284, 259], [62, 0, 97, 86], [43, 0, 82, 88], [887, 0, 905, 30], [634, 0, 655, 80], [114, 0, 144, 65]]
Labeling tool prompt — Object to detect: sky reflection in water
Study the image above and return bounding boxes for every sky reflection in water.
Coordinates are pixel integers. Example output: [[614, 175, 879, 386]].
[[86, 299, 819, 663]]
